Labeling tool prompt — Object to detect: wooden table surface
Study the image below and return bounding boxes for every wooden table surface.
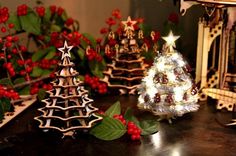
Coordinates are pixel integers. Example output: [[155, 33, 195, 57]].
[[0, 95, 236, 156]]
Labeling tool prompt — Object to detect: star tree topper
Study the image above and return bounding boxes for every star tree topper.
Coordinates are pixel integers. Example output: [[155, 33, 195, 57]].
[[122, 16, 137, 31], [58, 40, 73, 59], [162, 31, 180, 52]]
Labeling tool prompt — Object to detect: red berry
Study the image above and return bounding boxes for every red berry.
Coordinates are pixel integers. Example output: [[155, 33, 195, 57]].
[[8, 23, 14, 29], [1, 27, 6, 33], [6, 36, 12, 42], [50, 5, 56, 13], [5, 41, 12, 47], [7, 54, 12, 59], [13, 36, 19, 42], [20, 45, 27, 52], [25, 67, 32, 73], [57, 7, 64, 16]]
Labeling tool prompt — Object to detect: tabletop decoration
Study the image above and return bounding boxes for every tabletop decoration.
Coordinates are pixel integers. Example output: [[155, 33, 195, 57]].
[[35, 41, 102, 137], [138, 31, 199, 122]]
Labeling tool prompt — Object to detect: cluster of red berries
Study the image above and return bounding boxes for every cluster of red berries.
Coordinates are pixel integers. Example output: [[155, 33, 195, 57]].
[[50, 32, 64, 48], [30, 81, 53, 95], [49, 5, 64, 16], [86, 48, 103, 62], [113, 114, 141, 141], [3, 62, 15, 77], [17, 4, 28, 16], [36, 6, 45, 17], [127, 121, 141, 141], [106, 17, 116, 26], [67, 31, 81, 46], [65, 17, 74, 26], [0, 6, 9, 24], [39, 59, 58, 69], [84, 74, 107, 94], [113, 114, 126, 125], [0, 85, 19, 100], [105, 49, 116, 59]]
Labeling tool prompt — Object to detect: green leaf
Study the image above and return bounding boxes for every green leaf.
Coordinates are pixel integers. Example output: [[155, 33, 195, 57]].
[[43, 8, 51, 22], [77, 75, 84, 81], [41, 69, 52, 76], [32, 46, 56, 62], [82, 33, 97, 48], [77, 49, 85, 60], [19, 10, 41, 35], [61, 11, 68, 21], [105, 101, 121, 117], [124, 110, 141, 128], [31, 66, 43, 77], [0, 98, 11, 113], [50, 24, 61, 32], [139, 120, 159, 135], [44, 50, 56, 60], [88, 60, 105, 78], [13, 77, 25, 84], [90, 116, 126, 141], [139, 23, 152, 37], [38, 89, 46, 100], [80, 38, 88, 49], [19, 86, 30, 95], [7, 13, 21, 31], [0, 78, 13, 87], [32, 49, 47, 62]]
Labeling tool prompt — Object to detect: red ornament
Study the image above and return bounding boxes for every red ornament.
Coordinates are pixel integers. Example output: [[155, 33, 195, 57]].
[[144, 94, 150, 103], [165, 94, 173, 103], [154, 93, 161, 103]]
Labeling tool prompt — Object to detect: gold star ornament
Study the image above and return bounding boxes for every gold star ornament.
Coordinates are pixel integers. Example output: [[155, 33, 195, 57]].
[[122, 16, 137, 31], [162, 31, 180, 52], [58, 40, 73, 60]]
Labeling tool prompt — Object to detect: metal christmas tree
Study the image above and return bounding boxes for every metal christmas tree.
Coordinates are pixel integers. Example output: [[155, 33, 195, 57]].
[[138, 31, 199, 119], [102, 16, 149, 95], [35, 41, 102, 137]]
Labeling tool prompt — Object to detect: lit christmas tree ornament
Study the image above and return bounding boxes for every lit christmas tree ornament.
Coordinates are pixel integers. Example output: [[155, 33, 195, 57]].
[[138, 31, 199, 121]]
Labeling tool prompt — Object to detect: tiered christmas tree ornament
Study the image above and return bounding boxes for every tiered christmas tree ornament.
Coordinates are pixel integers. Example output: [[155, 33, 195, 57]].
[[102, 16, 150, 95], [35, 41, 102, 137], [138, 31, 199, 121]]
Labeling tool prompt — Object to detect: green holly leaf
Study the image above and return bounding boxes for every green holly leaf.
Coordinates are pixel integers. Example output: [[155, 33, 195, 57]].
[[14, 77, 25, 84], [80, 38, 88, 49], [61, 11, 68, 21], [43, 8, 51, 22], [82, 33, 97, 48], [19, 86, 30, 95], [88, 60, 105, 78], [31, 66, 43, 77], [32, 49, 47, 62], [139, 120, 159, 136], [77, 49, 85, 60], [32, 46, 56, 62], [105, 101, 121, 117], [7, 13, 21, 31], [44, 50, 56, 60], [38, 89, 46, 100], [19, 10, 41, 35], [139, 23, 152, 37], [90, 116, 126, 141], [41, 69, 52, 76], [124, 107, 141, 128], [0, 78, 13, 87], [0, 98, 11, 113], [50, 24, 61, 32]]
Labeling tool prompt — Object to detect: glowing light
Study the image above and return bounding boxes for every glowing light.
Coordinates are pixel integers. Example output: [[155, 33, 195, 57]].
[[173, 87, 184, 102], [162, 31, 180, 51], [150, 132, 162, 149]]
